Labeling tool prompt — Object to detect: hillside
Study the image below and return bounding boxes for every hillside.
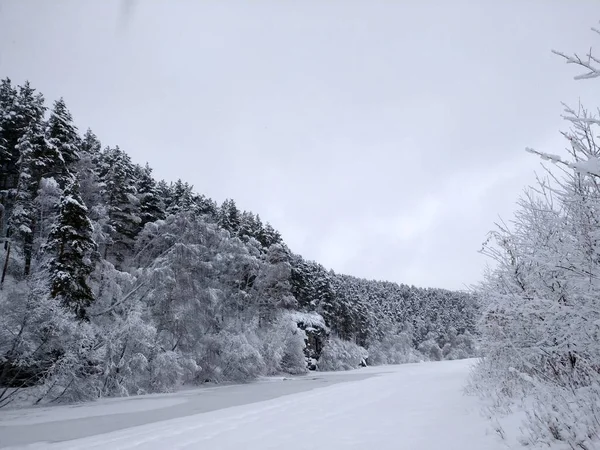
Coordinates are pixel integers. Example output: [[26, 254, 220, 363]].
[[0, 79, 478, 407]]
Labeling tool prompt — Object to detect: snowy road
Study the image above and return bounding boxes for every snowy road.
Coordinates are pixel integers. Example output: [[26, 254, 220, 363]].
[[1, 359, 506, 450]]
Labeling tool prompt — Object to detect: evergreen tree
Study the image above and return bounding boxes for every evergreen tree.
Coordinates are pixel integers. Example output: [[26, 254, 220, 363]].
[[77, 129, 103, 211], [8, 119, 55, 276], [290, 256, 335, 311], [81, 128, 101, 156], [254, 243, 297, 326], [46, 98, 80, 182], [156, 179, 171, 209], [0, 78, 17, 240], [238, 211, 258, 242], [256, 221, 282, 248], [191, 192, 218, 219], [0, 78, 17, 173], [45, 178, 97, 320], [97, 146, 141, 267], [0, 81, 46, 223], [135, 163, 165, 228], [165, 179, 195, 215], [218, 199, 241, 234]]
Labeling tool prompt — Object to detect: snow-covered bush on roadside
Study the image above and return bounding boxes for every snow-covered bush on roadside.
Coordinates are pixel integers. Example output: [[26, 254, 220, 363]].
[[317, 337, 368, 371], [469, 25, 600, 450], [367, 328, 421, 365], [440, 329, 477, 361]]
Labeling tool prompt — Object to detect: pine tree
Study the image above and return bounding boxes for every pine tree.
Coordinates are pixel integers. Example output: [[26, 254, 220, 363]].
[[135, 163, 165, 229], [166, 179, 195, 215], [0, 78, 17, 242], [8, 120, 54, 276], [97, 146, 141, 266], [191, 192, 218, 218], [46, 98, 80, 180], [238, 211, 257, 242], [254, 243, 297, 326], [77, 129, 103, 211], [0, 78, 17, 172], [0, 81, 46, 224], [218, 199, 241, 235], [156, 179, 171, 209], [254, 218, 281, 248], [81, 128, 101, 157], [45, 177, 98, 320]]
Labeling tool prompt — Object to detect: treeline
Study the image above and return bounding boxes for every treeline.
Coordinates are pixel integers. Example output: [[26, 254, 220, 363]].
[[0, 78, 477, 407]]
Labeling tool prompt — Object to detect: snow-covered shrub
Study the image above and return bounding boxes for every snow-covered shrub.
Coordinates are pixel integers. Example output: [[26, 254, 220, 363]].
[[259, 314, 309, 375], [259, 326, 287, 375], [0, 277, 96, 406], [94, 306, 157, 397], [279, 323, 308, 375], [317, 337, 368, 371], [148, 351, 198, 394], [417, 334, 442, 361], [198, 331, 265, 383], [520, 380, 600, 448], [440, 329, 477, 360], [367, 329, 421, 365], [469, 28, 600, 449]]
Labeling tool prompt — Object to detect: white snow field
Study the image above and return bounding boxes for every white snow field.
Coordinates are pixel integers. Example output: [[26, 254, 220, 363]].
[[1, 359, 507, 450]]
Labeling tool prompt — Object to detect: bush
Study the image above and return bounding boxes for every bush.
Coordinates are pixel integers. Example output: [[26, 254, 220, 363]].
[[368, 330, 422, 365], [417, 336, 442, 361], [198, 331, 265, 383], [259, 315, 308, 375], [441, 330, 477, 360], [317, 337, 368, 371]]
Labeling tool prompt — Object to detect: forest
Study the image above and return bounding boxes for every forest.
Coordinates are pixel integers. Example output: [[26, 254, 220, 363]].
[[0, 79, 478, 407]]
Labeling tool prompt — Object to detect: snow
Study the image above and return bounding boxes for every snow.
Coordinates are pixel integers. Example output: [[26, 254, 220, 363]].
[[286, 310, 328, 330], [1, 360, 511, 450], [572, 156, 600, 176]]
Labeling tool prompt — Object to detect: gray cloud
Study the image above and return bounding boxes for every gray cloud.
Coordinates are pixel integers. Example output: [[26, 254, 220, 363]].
[[1, 0, 598, 289]]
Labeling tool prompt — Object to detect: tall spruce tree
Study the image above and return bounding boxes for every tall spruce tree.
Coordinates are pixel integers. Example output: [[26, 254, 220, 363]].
[[218, 199, 241, 235], [135, 163, 165, 229], [46, 98, 80, 183], [77, 129, 103, 211], [97, 146, 141, 266], [1, 81, 46, 227], [0, 79, 17, 180], [165, 179, 195, 215], [0, 79, 17, 241], [8, 118, 56, 277], [45, 178, 97, 320], [191, 192, 218, 218]]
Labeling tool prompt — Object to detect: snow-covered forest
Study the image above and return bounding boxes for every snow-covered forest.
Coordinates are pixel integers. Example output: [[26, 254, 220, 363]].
[[469, 26, 600, 450], [0, 80, 477, 407]]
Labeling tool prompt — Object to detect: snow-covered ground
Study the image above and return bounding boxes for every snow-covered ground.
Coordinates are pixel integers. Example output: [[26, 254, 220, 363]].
[[1, 359, 509, 450]]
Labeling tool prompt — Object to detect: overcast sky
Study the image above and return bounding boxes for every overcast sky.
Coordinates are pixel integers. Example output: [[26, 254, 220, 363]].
[[1, 1, 598, 290]]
